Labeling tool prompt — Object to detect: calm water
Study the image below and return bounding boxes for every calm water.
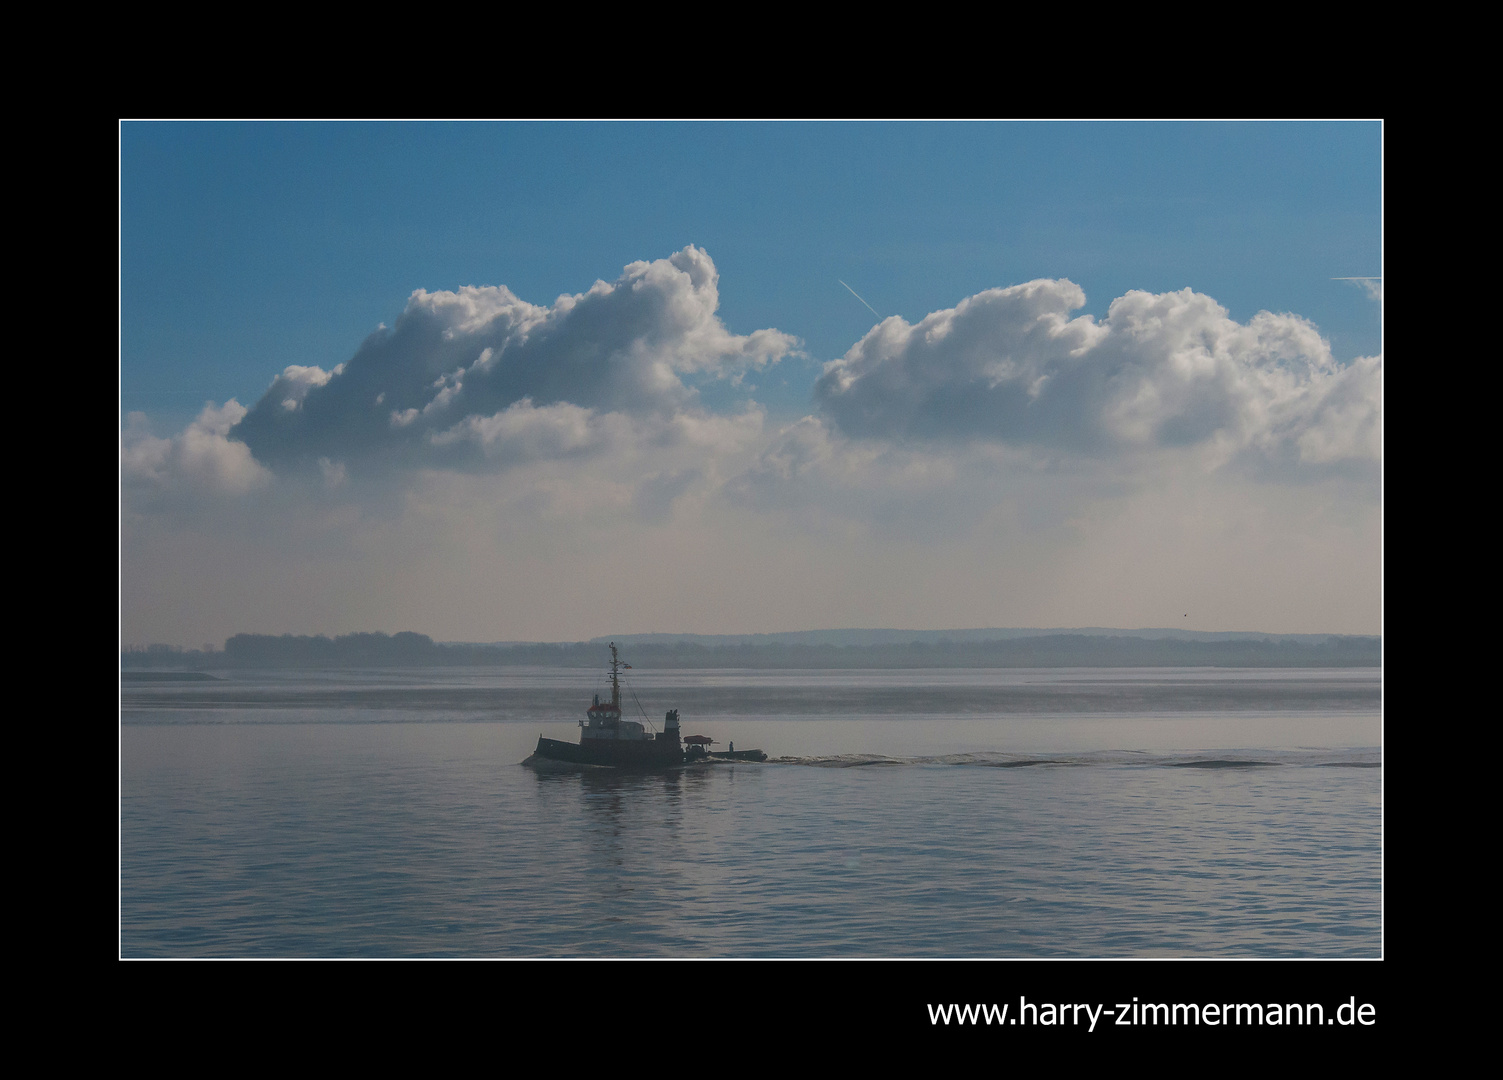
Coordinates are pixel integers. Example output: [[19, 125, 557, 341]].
[[120, 667, 1381, 957]]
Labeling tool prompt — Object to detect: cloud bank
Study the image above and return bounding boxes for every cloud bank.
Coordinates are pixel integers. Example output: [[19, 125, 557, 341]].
[[130, 256, 1378, 497]]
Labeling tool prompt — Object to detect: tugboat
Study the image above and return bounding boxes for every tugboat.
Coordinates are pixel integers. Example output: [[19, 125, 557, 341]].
[[527, 643, 766, 768]]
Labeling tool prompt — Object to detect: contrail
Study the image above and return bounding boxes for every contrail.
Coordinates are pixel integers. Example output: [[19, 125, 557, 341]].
[[839, 280, 882, 320]]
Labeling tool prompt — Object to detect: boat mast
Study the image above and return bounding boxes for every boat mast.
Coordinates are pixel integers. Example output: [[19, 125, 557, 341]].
[[609, 642, 621, 709]]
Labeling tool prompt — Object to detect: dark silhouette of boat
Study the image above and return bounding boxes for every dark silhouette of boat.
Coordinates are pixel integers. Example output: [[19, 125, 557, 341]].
[[528, 643, 767, 768]]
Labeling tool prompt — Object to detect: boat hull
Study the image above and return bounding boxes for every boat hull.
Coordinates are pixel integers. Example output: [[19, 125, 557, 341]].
[[532, 735, 685, 770]]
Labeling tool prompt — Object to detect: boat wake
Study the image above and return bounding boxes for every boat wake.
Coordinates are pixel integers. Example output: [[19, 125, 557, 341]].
[[773, 749, 1378, 769]]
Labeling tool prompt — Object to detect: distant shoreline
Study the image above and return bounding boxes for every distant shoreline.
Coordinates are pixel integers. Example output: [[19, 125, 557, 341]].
[[122, 629, 1381, 671]]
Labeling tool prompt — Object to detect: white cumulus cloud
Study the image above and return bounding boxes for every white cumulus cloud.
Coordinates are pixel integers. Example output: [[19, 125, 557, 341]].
[[122, 401, 272, 495], [815, 279, 1381, 472], [230, 246, 799, 473]]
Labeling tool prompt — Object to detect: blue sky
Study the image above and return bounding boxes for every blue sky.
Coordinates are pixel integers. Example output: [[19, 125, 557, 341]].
[[121, 122, 1381, 647]]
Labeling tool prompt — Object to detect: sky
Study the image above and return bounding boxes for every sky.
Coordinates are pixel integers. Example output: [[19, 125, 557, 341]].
[[120, 122, 1382, 648]]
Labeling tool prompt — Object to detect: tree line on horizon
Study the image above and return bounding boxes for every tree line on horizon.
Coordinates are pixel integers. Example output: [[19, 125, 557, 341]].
[[121, 630, 1382, 669]]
